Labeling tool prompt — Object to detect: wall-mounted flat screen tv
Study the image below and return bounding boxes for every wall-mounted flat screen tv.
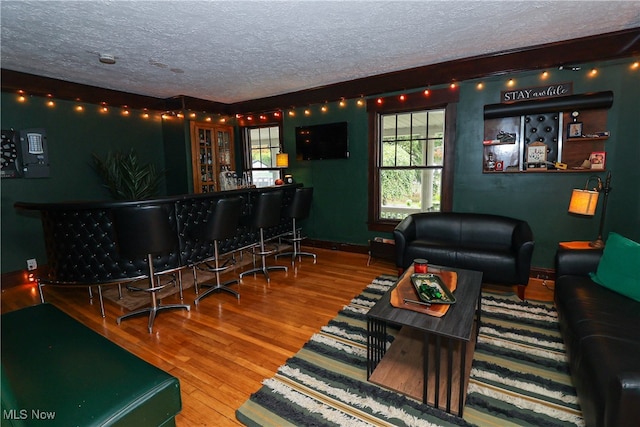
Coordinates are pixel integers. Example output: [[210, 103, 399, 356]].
[[295, 121, 349, 160]]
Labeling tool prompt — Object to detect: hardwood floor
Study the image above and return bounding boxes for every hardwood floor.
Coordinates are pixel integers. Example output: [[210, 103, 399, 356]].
[[0, 248, 554, 426]]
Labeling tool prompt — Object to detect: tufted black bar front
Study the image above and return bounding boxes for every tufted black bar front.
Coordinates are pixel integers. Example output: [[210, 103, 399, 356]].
[[15, 184, 301, 285]]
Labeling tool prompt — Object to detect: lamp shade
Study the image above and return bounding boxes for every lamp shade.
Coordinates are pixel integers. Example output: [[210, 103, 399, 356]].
[[276, 153, 289, 168], [568, 189, 599, 216]]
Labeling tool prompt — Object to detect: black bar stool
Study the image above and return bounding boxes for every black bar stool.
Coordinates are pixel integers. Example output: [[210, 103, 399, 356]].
[[192, 197, 243, 305], [276, 187, 317, 265], [239, 191, 287, 283], [113, 205, 190, 333]]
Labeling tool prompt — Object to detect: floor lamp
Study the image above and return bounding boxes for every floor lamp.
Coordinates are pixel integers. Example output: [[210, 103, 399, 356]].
[[567, 171, 612, 248]]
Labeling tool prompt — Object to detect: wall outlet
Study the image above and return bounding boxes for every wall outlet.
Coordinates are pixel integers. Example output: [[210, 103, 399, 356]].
[[26, 258, 37, 271]]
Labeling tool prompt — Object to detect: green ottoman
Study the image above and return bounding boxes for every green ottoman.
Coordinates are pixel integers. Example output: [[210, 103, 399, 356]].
[[1, 304, 181, 426]]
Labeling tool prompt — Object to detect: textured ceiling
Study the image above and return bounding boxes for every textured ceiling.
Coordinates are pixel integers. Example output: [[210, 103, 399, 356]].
[[1, 1, 639, 104]]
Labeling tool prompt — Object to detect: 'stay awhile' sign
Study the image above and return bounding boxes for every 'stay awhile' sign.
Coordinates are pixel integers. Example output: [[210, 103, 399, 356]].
[[501, 82, 573, 103]]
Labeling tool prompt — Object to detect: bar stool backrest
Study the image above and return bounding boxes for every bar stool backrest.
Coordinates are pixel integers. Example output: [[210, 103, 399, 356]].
[[288, 187, 313, 220], [252, 191, 283, 229], [202, 197, 243, 242], [113, 205, 176, 259]]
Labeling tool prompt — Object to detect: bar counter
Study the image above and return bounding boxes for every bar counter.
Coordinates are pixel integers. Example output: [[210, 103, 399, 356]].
[[14, 184, 301, 285]]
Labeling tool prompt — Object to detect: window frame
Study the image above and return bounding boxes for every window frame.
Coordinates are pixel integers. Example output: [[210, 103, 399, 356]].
[[242, 121, 284, 184], [367, 88, 458, 232]]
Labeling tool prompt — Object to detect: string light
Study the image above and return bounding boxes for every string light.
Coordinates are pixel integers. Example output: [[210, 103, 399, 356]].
[[10, 59, 636, 124]]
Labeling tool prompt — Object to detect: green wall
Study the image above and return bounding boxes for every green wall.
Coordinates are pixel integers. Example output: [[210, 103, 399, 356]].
[[453, 60, 640, 268], [281, 59, 640, 268], [1, 94, 167, 272], [2, 58, 638, 274], [282, 101, 377, 247]]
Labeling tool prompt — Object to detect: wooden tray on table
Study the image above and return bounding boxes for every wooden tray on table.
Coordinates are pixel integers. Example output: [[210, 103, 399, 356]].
[[390, 265, 458, 317]]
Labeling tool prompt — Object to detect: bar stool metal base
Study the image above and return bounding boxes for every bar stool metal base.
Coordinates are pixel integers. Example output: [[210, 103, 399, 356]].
[[117, 303, 191, 334], [240, 265, 287, 283], [276, 220, 317, 266], [239, 235, 287, 283], [192, 241, 240, 305], [194, 278, 239, 305], [116, 254, 190, 333]]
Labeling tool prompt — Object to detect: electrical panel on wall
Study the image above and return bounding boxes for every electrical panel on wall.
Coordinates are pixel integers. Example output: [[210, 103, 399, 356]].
[[1, 129, 22, 178], [19, 128, 50, 178]]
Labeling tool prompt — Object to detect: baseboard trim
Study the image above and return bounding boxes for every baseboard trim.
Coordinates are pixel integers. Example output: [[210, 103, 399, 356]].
[[304, 239, 369, 254], [530, 266, 556, 281], [1, 249, 557, 289]]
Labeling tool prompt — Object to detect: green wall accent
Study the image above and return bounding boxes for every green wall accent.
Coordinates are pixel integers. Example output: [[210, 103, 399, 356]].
[[1, 94, 166, 272], [161, 118, 191, 195], [452, 60, 640, 268], [2, 58, 638, 274], [281, 59, 639, 268], [281, 101, 383, 247]]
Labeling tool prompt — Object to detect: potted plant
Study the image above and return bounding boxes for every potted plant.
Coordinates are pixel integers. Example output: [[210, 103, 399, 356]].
[[92, 149, 164, 200]]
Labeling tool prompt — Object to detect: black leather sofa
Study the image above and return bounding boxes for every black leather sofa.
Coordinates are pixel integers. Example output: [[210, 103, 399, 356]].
[[393, 212, 534, 299], [555, 249, 640, 427]]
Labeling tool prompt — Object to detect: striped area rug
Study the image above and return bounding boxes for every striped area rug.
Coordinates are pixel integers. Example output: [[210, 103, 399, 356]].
[[236, 275, 583, 426], [464, 292, 583, 426]]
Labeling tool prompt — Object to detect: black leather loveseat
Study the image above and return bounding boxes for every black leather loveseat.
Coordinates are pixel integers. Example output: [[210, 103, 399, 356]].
[[394, 212, 534, 299], [555, 248, 640, 427]]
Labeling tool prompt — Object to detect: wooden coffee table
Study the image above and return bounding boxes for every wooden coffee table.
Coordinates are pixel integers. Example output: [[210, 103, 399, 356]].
[[367, 265, 483, 416]]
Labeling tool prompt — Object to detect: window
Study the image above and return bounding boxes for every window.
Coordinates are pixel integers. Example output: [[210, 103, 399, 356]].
[[368, 88, 458, 232], [243, 124, 283, 187], [379, 109, 444, 219]]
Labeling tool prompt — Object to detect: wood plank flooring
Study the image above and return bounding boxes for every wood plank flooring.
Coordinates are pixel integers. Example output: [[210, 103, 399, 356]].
[[0, 248, 554, 426]]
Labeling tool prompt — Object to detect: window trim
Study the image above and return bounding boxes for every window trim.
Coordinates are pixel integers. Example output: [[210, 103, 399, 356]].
[[242, 121, 283, 171], [367, 88, 458, 232]]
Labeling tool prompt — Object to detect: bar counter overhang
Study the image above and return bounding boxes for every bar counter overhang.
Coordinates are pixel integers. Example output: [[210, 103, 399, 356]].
[[14, 184, 301, 286]]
